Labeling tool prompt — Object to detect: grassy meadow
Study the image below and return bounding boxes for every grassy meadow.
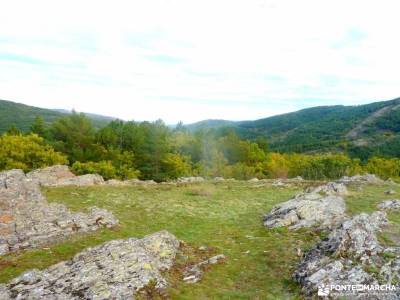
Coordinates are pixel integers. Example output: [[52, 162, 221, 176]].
[[0, 181, 399, 299]]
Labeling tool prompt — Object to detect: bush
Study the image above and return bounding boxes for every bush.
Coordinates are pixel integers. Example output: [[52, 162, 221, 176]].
[[71, 161, 117, 180], [71, 160, 140, 180], [0, 133, 68, 172], [365, 157, 400, 179]]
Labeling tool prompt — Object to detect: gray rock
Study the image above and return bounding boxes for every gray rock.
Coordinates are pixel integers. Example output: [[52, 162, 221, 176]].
[[263, 191, 346, 230], [338, 173, 384, 185], [26, 165, 75, 186], [385, 189, 396, 195], [27, 165, 104, 187], [0, 231, 180, 299], [0, 169, 118, 255], [55, 174, 105, 187], [306, 182, 348, 196], [213, 177, 225, 182], [293, 212, 400, 299], [177, 177, 205, 183], [248, 178, 259, 182], [377, 199, 400, 211]]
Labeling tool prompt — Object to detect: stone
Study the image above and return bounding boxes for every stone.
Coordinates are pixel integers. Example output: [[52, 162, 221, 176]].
[[213, 177, 225, 182], [0, 169, 118, 255], [263, 191, 346, 230], [338, 173, 384, 185], [27, 165, 104, 187], [377, 199, 400, 211], [248, 178, 259, 182], [293, 212, 400, 299], [55, 174, 105, 187], [385, 189, 396, 195], [183, 254, 225, 283], [177, 177, 205, 183], [306, 182, 348, 196], [0, 231, 180, 299], [26, 165, 75, 186]]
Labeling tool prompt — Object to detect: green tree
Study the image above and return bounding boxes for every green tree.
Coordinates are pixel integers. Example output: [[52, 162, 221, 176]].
[[30, 116, 46, 137], [50, 112, 100, 162], [6, 124, 21, 135]]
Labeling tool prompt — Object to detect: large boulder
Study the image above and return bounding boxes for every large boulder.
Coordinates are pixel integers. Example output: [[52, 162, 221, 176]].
[[0, 169, 118, 255], [293, 212, 400, 299], [55, 173, 105, 186], [26, 165, 75, 186], [263, 189, 346, 230], [0, 231, 180, 299], [27, 165, 104, 187]]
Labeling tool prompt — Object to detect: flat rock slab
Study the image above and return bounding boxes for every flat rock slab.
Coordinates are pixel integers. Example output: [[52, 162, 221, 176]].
[[0, 230, 180, 300], [0, 169, 118, 255]]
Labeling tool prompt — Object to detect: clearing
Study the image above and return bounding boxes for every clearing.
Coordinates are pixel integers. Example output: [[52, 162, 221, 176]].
[[0, 181, 399, 299]]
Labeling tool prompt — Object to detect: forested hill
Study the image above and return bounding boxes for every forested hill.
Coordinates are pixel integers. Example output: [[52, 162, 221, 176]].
[[0, 99, 115, 132], [186, 97, 400, 158]]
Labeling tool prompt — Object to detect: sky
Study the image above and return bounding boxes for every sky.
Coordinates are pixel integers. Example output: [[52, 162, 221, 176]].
[[1, 0, 400, 124]]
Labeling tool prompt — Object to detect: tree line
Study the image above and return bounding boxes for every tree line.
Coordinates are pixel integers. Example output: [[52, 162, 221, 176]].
[[1, 112, 400, 181]]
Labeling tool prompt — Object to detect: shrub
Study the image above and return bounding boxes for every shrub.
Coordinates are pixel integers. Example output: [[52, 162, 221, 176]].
[[0, 133, 68, 172], [365, 157, 400, 179]]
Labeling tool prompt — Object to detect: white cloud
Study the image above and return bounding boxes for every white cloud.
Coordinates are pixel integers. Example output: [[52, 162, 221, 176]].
[[0, 0, 400, 123]]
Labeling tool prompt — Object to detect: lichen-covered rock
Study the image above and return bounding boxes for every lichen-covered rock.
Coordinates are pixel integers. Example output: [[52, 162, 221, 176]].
[[306, 182, 348, 196], [27, 165, 104, 187], [338, 173, 384, 185], [0, 231, 180, 300], [377, 199, 400, 211], [263, 191, 346, 230], [55, 173, 105, 186], [0, 169, 118, 255], [293, 212, 400, 299], [26, 165, 75, 186]]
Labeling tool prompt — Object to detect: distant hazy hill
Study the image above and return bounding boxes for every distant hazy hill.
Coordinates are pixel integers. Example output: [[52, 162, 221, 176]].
[[0, 100, 115, 133], [186, 97, 400, 158]]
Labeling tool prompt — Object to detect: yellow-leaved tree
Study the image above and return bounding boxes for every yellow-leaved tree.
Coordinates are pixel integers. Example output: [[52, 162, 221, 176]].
[[0, 133, 68, 172]]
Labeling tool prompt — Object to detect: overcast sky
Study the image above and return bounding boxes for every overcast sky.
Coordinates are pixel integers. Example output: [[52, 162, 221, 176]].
[[1, 0, 399, 124]]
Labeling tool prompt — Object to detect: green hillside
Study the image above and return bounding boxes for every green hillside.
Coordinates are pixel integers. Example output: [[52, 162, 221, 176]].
[[0, 100, 114, 133], [187, 97, 400, 158]]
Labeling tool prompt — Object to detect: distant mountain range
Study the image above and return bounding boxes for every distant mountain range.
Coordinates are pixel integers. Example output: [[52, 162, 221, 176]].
[[186, 97, 400, 158], [0, 99, 117, 132], [2, 97, 400, 159]]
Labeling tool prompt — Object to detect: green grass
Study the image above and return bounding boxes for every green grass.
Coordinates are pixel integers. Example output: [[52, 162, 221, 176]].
[[0, 181, 399, 299]]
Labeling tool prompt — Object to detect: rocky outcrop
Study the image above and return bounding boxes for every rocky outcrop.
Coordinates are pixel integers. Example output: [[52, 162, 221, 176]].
[[177, 177, 205, 183], [305, 182, 348, 196], [0, 230, 180, 299], [378, 199, 400, 211], [338, 173, 385, 185], [26, 165, 75, 186], [293, 212, 400, 299], [263, 183, 347, 230], [27, 165, 104, 187], [0, 169, 118, 255]]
